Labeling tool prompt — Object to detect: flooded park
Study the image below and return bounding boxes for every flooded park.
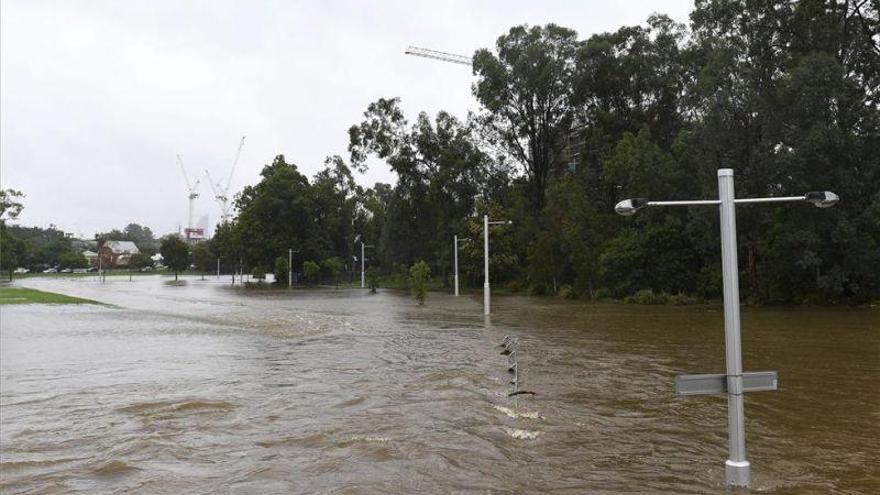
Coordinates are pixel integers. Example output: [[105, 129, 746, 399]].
[[0, 276, 876, 494]]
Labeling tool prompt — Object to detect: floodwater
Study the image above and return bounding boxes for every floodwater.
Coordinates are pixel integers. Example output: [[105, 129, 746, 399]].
[[1, 276, 877, 494]]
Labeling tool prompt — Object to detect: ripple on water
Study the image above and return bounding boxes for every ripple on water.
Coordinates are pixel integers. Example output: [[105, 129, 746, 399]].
[[115, 399, 236, 415], [91, 460, 139, 476]]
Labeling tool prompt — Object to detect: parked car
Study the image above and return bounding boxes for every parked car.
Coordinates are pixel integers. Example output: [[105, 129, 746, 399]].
[[73, 268, 88, 274], [42, 268, 57, 274], [87, 267, 98, 272], [60, 268, 73, 273], [140, 266, 153, 272], [13, 267, 29, 274]]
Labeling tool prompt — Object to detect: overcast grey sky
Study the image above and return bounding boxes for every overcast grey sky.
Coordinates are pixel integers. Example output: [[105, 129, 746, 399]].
[[1, 0, 692, 237]]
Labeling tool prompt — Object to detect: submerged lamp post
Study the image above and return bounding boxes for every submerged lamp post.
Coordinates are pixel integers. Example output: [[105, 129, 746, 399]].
[[483, 215, 512, 315], [453, 235, 471, 296], [614, 168, 838, 488]]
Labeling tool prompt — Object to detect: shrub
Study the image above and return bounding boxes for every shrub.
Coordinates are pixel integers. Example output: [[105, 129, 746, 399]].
[[252, 268, 266, 280], [409, 260, 431, 304], [274, 257, 289, 285], [530, 283, 548, 296], [558, 284, 578, 300], [506, 280, 522, 293], [302, 260, 320, 284], [593, 287, 612, 300], [625, 289, 669, 305], [322, 257, 344, 287], [366, 266, 379, 293]]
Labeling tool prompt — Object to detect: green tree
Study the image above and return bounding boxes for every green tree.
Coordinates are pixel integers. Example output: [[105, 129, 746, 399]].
[[191, 243, 213, 280], [409, 260, 431, 304], [58, 251, 88, 270], [0, 224, 29, 280], [323, 257, 344, 288], [160, 236, 190, 281], [0, 189, 24, 220], [130, 252, 154, 270], [349, 98, 489, 280], [302, 260, 320, 285], [473, 24, 579, 209], [235, 155, 317, 272], [274, 256, 289, 285]]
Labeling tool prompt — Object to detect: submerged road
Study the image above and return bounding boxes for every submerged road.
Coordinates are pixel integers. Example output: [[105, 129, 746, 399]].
[[1, 276, 878, 493]]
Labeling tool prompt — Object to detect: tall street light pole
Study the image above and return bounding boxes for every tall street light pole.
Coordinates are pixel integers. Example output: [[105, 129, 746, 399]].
[[358, 241, 374, 289], [483, 215, 512, 315], [454, 235, 470, 296], [614, 168, 838, 489]]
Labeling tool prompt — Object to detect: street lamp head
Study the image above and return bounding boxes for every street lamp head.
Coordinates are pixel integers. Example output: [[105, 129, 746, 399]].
[[507, 220, 513, 225], [614, 198, 649, 216], [804, 191, 839, 208]]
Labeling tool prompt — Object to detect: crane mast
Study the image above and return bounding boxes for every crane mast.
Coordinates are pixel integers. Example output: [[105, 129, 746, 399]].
[[176, 154, 200, 232]]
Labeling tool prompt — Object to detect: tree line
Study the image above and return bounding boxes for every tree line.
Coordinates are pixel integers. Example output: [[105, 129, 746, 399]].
[[212, 2, 879, 303]]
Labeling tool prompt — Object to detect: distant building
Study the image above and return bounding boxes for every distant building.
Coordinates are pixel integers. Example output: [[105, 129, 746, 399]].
[[97, 240, 140, 267]]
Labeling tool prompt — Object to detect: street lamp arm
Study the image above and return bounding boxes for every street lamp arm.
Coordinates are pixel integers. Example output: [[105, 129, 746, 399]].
[[734, 196, 805, 204], [648, 200, 721, 207], [616, 191, 839, 216]]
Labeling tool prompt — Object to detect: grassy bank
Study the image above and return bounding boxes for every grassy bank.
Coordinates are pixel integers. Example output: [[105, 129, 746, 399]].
[[0, 287, 101, 305]]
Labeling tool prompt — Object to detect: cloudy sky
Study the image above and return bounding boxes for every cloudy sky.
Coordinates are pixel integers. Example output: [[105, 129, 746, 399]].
[[1, 0, 692, 237]]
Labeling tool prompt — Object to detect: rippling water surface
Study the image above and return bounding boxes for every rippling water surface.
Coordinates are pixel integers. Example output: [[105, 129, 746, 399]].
[[1, 276, 877, 494]]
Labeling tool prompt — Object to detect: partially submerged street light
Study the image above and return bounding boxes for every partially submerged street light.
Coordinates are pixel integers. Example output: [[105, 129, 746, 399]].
[[483, 215, 512, 315], [614, 169, 839, 489]]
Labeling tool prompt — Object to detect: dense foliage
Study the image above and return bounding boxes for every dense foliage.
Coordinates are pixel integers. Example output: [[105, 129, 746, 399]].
[[207, 1, 878, 303], [160, 236, 190, 281]]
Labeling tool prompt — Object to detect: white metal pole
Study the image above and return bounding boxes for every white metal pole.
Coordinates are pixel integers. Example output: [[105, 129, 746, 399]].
[[216, 258, 220, 279], [483, 215, 490, 315], [288, 248, 292, 287], [361, 242, 365, 289], [454, 235, 460, 297], [718, 168, 750, 488]]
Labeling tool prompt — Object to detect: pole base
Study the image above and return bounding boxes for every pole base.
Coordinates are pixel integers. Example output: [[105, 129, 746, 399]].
[[725, 460, 750, 488]]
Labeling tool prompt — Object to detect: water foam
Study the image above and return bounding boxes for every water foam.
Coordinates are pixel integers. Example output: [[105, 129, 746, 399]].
[[504, 428, 541, 440], [493, 404, 543, 420]]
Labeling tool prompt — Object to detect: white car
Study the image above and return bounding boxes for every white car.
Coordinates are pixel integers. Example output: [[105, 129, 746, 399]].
[[13, 267, 29, 274], [73, 268, 88, 274], [43, 268, 58, 273]]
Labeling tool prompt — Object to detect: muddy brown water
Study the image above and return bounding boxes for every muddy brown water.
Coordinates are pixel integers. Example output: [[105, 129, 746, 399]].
[[1, 276, 877, 494]]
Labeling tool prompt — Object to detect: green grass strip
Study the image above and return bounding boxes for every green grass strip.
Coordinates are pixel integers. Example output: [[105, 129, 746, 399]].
[[0, 287, 101, 305]]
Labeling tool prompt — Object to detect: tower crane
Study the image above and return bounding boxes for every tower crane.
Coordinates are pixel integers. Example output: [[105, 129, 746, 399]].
[[177, 154, 200, 232], [205, 135, 246, 224], [404, 46, 471, 66]]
